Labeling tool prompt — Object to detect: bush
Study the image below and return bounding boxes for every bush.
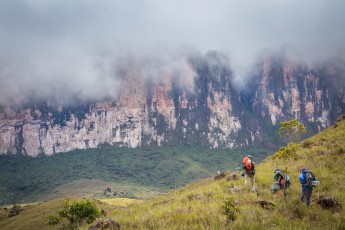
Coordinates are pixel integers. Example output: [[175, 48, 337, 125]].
[[272, 142, 300, 162], [46, 199, 101, 230], [8, 204, 23, 218], [221, 198, 240, 222]]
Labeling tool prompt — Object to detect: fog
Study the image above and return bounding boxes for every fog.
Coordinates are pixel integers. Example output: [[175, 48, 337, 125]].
[[0, 0, 344, 105]]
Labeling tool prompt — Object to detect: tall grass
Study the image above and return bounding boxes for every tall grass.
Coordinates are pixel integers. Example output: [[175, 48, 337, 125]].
[[102, 119, 345, 229]]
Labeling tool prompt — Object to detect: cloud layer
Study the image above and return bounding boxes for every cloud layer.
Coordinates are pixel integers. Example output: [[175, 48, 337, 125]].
[[0, 0, 344, 105]]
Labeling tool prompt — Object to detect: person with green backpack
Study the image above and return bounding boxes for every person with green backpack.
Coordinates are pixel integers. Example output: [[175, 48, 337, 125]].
[[271, 168, 290, 196]]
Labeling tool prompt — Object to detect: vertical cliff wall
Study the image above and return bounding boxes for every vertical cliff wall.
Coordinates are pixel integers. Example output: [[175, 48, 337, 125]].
[[1, 53, 344, 156], [252, 57, 345, 132]]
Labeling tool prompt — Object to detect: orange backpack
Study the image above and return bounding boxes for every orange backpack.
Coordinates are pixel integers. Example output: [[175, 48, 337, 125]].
[[243, 157, 252, 171]]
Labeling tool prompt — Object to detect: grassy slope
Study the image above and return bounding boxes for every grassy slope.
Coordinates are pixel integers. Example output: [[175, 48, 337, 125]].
[[1, 119, 344, 229], [0, 197, 140, 230], [104, 118, 345, 229]]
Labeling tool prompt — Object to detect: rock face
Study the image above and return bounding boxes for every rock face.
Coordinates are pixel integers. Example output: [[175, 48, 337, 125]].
[[1, 53, 344, 156], [252, 56, 345, 132]]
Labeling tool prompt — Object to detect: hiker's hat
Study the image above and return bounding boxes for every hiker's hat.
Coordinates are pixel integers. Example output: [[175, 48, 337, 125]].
[[300, 167, 306, 172], [274, 168, 280, 173], [247, 155, 253, 159]]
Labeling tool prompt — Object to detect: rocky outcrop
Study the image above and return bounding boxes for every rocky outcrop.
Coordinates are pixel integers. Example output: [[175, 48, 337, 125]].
[[87, 218, 121, 230], [252, 56, 344, 132], [317, 196, 342, 211], [1, 53, 344, 156]]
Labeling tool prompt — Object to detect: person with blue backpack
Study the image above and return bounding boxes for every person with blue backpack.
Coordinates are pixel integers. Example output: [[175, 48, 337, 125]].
[[299, 168, 319, 206]]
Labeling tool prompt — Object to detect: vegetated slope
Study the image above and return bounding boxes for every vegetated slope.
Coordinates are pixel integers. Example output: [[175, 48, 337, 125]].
[[0, 146, 268, 205], [0, 197, 131, 230], [1, 118, 344, 230], [102, 117, 345, 229]]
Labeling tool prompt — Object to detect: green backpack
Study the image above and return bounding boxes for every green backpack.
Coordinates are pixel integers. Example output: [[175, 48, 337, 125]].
[[271, 171, 290, 194]]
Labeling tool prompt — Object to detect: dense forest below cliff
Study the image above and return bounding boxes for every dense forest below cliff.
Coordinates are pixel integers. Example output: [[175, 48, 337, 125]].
[[0, 145, 268, 205]]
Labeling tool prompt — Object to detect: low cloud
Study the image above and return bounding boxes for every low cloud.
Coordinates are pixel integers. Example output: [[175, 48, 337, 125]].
[[0, 0, 344, 105], [0, 46, 198, 105]]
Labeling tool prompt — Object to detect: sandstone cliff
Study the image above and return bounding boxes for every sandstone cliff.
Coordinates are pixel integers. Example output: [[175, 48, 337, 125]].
[[1, 53, 344, 156]]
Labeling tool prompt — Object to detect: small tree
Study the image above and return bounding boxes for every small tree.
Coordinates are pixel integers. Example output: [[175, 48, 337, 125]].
[[46, 199, 101, 230], [272, 142, 300, 162], [276, 119, 305, 172], [278, 119, 306, 143]]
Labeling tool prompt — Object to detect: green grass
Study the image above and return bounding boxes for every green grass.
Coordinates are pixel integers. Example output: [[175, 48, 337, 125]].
[[98, 197, 143, 207]]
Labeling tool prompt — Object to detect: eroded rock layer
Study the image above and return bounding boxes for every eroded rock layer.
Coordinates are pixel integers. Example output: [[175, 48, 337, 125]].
[[1, 53, 344, 156]]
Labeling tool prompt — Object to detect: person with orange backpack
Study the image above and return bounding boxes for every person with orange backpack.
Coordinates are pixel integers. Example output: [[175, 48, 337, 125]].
[[242, 155, 255, 187]]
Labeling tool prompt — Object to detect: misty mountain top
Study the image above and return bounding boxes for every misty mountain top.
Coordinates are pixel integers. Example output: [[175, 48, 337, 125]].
[[1, 0, 344, 105]]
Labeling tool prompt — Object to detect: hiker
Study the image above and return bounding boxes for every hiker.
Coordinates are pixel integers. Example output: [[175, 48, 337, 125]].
[[242, 155, 255, 187], [299, 168, 319, 206], [271, 168, 290, 195]]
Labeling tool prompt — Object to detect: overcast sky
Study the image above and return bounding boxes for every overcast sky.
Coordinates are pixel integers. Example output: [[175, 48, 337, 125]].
[[0, 0, 344, 105]]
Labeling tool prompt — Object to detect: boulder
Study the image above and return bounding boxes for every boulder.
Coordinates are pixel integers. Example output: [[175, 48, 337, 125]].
[[226, 173, 238, 181], [317, 196, 342, 211], [87, 218, 121, 230], [229, 186, 241, 194], [214, 172, 227, 180]]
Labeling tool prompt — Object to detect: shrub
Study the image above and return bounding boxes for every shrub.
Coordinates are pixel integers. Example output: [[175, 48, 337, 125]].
[[272, 142, 300, 162], [8, 204, 23, 218], [221, 198, 240, 222], [46, 199, 101, 230]]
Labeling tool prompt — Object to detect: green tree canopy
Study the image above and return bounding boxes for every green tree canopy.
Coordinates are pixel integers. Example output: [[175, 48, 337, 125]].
[[272, 142, 300, 163], [278, 119, 306, 143], [46, 199, 101, 230]]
